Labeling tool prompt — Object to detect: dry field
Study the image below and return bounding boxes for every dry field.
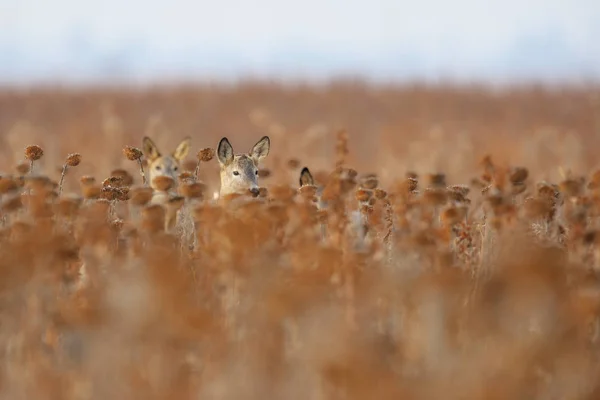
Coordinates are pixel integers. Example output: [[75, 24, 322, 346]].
[[1, 82, 600, 399]]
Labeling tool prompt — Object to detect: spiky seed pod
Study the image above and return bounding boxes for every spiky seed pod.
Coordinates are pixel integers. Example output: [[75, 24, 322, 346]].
[[1, 194, 22, 213], [54, 195, 82, 218], [123, 146, 144, 161], [141, 204, 166, 233], [360, 175, 379, 190], [524, 197, 554, 220], [152, 176, 175, 192], [197, 148, 215, 162], [25, 145, 44, 161], [65, 153, 82, 167], [179, 182, 206, 200], [129, 186, 154, 206], [24, 175, 53, 192]]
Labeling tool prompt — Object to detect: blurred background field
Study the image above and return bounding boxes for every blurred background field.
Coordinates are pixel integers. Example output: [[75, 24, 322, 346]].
[[2, 1, 600, 399]]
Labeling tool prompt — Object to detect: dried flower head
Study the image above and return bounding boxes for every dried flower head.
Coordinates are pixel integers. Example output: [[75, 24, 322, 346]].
[[129, 186, 155, 206], [356, 189, 373, 203], [426, 173, 446, 188], [65, 153, 82, 167], [178, 171, 195, 183], [179, 182, 206, 199], [197, 148, 215, 162], [509, 167, 529, 184], [103, 176, 124, 188], [25, 145, 44, 161], [0, 177, 19, 194], [123, 145, 144, 161], [110, 169, 134, 186], [82, 185, 102, 200], [152, 176, 175, 192]]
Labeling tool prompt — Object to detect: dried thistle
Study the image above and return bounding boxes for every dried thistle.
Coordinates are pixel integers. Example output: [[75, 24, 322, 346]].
[[110, 169, 134, 186], [194, 147, 216, 180], [509, 167, 529, 184], [179, 182, 206, 200], [24, 145, 44, 173], [0, 177, 19, 195], [15, 161, 30, 175], [123, 145, 147, 185], [152, 176, 175, 192], [258, 169, 272, 179], [129, 186, 155, 206], [59, 153, 82, 195]]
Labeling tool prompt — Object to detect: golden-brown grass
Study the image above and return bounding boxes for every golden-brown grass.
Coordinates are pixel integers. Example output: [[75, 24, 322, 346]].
[[0, 82, 599, 400]]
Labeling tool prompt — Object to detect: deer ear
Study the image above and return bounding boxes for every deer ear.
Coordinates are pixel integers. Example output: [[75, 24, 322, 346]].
[[299, 167, 314, 187], [217, 137, 234, 166], [142, 136, 161, 161], [172, 137, 191, 161], [250, 136, 270, 163]]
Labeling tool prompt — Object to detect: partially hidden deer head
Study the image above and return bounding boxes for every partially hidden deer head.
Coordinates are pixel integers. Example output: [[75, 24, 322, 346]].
[[217, 136, 270, 197], [142, 136, 191, 192]]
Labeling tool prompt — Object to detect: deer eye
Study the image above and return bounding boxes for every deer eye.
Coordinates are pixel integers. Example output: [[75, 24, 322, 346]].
[[173, 166, 178, 171], [155, 166, 162, 170], [255, 170, 258, 175], [233, 171, 240, 176]]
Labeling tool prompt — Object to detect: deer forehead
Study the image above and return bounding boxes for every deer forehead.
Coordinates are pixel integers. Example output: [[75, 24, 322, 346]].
[[150, 155, 179, 168], [223, 155, 257, 172]]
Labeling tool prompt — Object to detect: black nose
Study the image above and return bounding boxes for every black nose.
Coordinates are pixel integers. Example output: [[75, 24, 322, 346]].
[[249, 188, 260, 197]]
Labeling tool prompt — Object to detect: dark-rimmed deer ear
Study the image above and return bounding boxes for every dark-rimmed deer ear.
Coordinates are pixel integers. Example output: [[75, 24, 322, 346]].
[[172, 136, 191, 161], [142, 136, 161, 161], [250, 136, 270, 163], [217, 137, 234, 166], [299, 167, 314, 187]]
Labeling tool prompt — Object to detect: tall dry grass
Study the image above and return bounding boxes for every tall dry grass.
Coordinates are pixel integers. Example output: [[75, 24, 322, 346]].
[[0, 82, 599, 399]]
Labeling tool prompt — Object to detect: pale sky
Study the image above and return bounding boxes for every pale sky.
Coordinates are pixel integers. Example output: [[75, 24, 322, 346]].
[[0, 0, 599, 84]]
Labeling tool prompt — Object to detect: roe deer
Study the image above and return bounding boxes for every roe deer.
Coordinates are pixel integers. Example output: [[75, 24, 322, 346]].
[[299, 166, 368, 247], [216, 136, 270, 198], [142, 136, 191, 229]]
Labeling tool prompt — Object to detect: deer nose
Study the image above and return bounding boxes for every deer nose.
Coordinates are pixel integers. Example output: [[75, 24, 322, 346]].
[[249, 187, 260, 197]]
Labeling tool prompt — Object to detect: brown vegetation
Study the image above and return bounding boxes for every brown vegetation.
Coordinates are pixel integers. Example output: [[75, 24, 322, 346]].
[[0, 82, 600, 399]]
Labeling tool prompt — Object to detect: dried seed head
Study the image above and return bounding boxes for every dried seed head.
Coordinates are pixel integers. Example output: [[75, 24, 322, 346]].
[[15, 161, 30, 175], [103, 176, 124, 188], [141, 204, 166, 233], [110, 169, 134, 186], [426, 173, 446, 188], [152, 176, 175, 192], [406, 171, 418, 180], [359, 174, 378, 190], [123, 145, 144, 161], [24, 175, 53, 191], [179, 182, 206, 200], [197, 148, 215, 162], [1, 194, 22, 213], [511, 182, 527, 196], [178, 171, 195, 183], [524, 197, 554, 220], [65, 153, 82, 167], [374, 189, 387, 200], [258, 187, 268, 198], [54, 195, 82, 218], [509, 167, 529, 184], [25, 145, 44, 161], [129, 186, 154, 206], [355, 189, 373, 203]]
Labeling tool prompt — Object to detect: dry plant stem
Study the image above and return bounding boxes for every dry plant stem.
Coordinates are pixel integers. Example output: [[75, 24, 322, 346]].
[[194, 160, 201, 181], [138, 159, 147, 185], [58, 164, 68, 195]]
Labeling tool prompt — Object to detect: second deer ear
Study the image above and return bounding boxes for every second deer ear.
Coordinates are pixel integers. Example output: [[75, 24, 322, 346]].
[[143, 136, 161, 161], [250, 136, 270, 163], [299, 167, 314, 187], [217, 137, 234, 166], [172, 137, 191, 161]]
